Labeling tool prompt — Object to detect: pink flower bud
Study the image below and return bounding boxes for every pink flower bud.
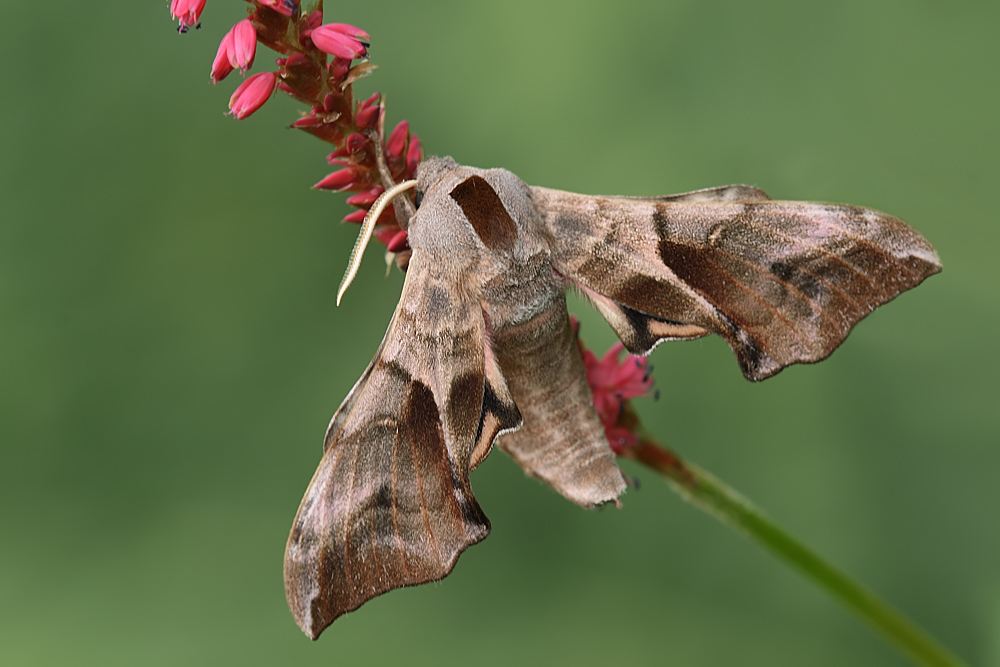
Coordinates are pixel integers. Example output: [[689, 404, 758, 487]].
[[346, 187, 383, 207], [326, 148, 350, 163], [354, 98, 380, 129], [170, 0, 207, 32], [406, 133, 423, 176], [386, 120, 409, 159], [343, 210, 368, 223], [257, 0, 295, 17], [227, 19, 257, 72], [228, 71, 277, 119], [346, 133, 367, 154], [328, 57, 352, 79], [323, 23, 370, 40], [211, 31, 234, 83], [292, 116, 323, 128], [322, 92, 337, 113], [385, 230, 409, 253], [305, 10, 323, 30], [310, 24, 368, 60], [314, 168, 357, 191]]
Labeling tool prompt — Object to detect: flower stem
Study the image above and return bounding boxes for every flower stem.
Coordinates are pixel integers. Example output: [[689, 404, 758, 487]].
[[620, 430, 967, 667]]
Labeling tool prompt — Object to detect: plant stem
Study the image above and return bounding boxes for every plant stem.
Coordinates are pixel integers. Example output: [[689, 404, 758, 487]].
[[620, 429, 967, 667]]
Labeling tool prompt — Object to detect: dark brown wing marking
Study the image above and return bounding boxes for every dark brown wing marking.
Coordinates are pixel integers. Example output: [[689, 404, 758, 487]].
[[450, 175, 519, 251]]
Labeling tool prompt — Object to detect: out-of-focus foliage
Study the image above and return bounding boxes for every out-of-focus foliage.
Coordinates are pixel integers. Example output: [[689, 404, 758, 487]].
[[0, 2, 996, 665]]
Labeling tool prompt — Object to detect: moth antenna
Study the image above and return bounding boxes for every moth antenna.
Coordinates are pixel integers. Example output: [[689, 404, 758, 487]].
[[336, 179, 418, 306]]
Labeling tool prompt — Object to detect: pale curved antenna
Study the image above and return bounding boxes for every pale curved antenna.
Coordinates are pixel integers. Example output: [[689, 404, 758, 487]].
[[336, 179, 418, 306]]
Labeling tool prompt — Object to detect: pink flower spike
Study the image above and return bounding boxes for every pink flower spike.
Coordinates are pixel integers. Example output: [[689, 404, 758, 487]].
[[314, 169, 357, 191], [170, 0, 207, 32], [211, 31, 234, 83], [227, 19, 257, 73], [386, 121, 409, 158], [311, 24, 368, 59], [228, 72, 277, 119], [257, 0, 295, 17]]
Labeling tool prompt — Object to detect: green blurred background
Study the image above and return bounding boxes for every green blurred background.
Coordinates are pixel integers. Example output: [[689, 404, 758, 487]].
[[2, 1, 997, 665]]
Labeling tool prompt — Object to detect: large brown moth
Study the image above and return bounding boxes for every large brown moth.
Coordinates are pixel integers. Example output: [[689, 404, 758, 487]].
[[283, 155, 940, 639]]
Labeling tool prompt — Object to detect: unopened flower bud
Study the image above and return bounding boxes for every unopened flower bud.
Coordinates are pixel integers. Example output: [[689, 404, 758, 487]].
[[257, 0, 295, 17], [314, 168, 357, 191], [211, 31, 234, 83], [228, 19, 257, 72], [345, 187, 383, 207], [385, 230, 409, 253], [170, 0, 206, 32], [346, 133, 367, 154], [228, 72, 277, 119], [311, 24, 369, 60], [386, 121, 409, 159], [406, 133, 423, 176]]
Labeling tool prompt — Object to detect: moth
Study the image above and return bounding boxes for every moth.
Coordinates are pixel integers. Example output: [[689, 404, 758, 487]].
[[284, 155, 940, 639]]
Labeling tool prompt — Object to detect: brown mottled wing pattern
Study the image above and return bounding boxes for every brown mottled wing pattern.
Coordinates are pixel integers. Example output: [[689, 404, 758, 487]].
[[284, 253, 520, 639], [532, 185, 941, 380]]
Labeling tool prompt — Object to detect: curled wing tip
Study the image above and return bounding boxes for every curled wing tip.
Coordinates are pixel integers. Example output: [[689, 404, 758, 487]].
[[285, 519, 491, 640]]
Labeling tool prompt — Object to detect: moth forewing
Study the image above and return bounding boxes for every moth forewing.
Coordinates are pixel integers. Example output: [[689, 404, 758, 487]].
[[532, 186, 941, 380], [284, 253, 498, 639]]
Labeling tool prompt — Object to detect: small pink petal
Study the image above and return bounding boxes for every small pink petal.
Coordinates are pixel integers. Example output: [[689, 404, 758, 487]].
[[257, 0, 295, 17], [354, 104, 379, 129], [170, 0, 207, 31], [228, 72, 277, 119], [343, 210, 367, 223], [346, 133, 367, 154], [406, 133, 422, 176], [386, 121, 409, 159], [311, 25, 367, 59], [314, 168, 357, 191], [386, 230, 409, 253], [324, 23, 370, 40], [211, 31, 234, 83], [228, 19, 257, 72], [346, 187, 383, 207], [305, 10, 323, 30]]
